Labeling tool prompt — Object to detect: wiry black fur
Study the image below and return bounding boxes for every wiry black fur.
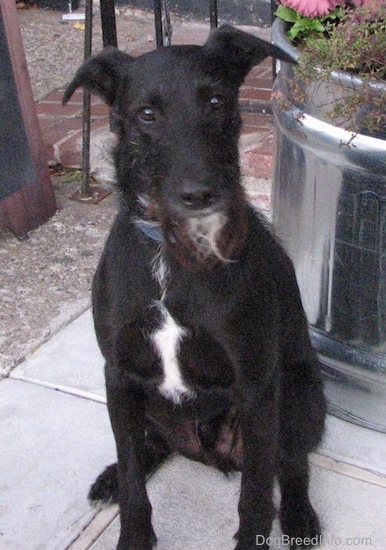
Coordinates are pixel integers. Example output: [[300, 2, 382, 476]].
[[64, 25, 326, 550]]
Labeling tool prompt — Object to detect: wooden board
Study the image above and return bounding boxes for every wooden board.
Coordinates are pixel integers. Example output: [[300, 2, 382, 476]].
[[0, 0, 56, 237]]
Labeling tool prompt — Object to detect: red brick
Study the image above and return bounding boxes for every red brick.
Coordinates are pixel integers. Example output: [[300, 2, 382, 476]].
[[63, 88, 84, 101], [243, 76, 273, 90], [240, 124, 273, 137], [39, 117, 83, 140], [248, 62, 272, 76], [36, 102, 83, 117], [241, 125, 260, 134], [40, 87, 83, 104], [37, 116, 57, 133], [89, 119, 111, 133], [240, 131, 275, 179], [247, 192, 272, 212], [245, 67, 273, 80], [239, 100, 272, 113], [38, 89, 67, 103], [257, 132, 275, 154], [242, 153, 273, 179], [90, 104, 110, 117], [52, 119, 111, 166], [239, 88, 272, 102], [257, 66, 274, 78], [45, 143, 55, 164], [241, 113, 273, 130], [56, 131, 83, 167], [40, 121, 83, 165]]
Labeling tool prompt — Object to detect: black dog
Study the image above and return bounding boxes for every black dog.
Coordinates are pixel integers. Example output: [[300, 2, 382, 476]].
[[63, 25, 326, 550]]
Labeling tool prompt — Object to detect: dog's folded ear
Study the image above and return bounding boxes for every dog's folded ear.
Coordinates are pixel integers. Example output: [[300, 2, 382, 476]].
[[62, 46, 134, 106], [204, 25, 296, 85]]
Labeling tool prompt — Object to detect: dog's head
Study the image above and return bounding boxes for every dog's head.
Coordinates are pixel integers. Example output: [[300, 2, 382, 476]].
[[63, 26, 294, 269]]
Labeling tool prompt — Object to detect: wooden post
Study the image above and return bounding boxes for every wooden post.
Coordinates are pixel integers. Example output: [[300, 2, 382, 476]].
[[0, 0, 56, 238]]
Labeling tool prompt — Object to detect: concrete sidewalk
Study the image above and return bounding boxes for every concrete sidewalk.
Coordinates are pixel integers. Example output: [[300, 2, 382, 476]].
[[1, 310, 385, 550]]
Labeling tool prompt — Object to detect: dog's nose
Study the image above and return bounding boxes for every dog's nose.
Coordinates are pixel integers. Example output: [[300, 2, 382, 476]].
[[179, 180, 216, 210]]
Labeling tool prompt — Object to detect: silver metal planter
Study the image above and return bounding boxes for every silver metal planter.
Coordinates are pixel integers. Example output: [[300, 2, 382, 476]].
[[271, 19, 386, 432]]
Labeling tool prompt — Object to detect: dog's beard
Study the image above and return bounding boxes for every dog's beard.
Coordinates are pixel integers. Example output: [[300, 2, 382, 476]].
[[162, 188, 248, 270], [186, 212, 229, 263], [138, 185, 248, 269]]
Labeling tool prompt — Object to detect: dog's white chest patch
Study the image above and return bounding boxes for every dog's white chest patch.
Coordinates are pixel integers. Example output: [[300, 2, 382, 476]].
[[151, 303, 193, 404]]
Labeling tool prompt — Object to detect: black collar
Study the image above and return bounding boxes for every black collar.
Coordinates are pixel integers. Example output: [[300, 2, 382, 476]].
[[135, 220, 163, 242]]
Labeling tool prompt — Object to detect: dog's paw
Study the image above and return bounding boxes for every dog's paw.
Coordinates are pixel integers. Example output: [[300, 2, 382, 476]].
[[88, 463, 119, 506], [280, 499, 322, 549]]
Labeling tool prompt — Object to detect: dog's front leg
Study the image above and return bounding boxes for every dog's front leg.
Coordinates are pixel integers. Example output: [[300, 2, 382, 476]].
[[235, 380, 279, 550], [106, 370, 156, 550]]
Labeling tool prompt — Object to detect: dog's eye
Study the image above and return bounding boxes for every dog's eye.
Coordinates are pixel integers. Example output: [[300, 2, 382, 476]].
[[210, 95, 225, 110], [138, 107, 156, 123]]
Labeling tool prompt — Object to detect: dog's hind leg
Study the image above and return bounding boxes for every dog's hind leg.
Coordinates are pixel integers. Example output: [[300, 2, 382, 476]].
[[89, 425, 171, 505], [278, 358, 326, 548]]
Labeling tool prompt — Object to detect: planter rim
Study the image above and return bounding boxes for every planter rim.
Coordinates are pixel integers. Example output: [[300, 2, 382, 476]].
[[272, 18, 386, 94]]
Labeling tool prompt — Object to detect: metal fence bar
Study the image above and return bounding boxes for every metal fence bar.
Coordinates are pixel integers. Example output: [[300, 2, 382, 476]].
[[80, 0, 93, 195], [153, 0, 173, 47], [209, 0, 218, 28], [100, 0, 118, 47], [153, 0, 164, 47]]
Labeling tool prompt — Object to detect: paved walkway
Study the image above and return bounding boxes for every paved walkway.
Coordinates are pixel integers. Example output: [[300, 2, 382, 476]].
[[1, 310, 385, 549]]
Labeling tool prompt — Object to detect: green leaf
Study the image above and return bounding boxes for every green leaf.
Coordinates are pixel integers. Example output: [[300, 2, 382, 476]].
[[292, 18, 313, 31], [322, 7, 345, 22], [275, 6, 299, 23], [287, 19, 310, 40], [287, 26, 300, 40], [310, 20, 326, 33]]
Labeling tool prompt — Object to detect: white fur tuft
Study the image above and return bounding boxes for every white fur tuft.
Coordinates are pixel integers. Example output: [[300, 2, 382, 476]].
[[151, 303, 193, 404], [151, 246, 170, 291]]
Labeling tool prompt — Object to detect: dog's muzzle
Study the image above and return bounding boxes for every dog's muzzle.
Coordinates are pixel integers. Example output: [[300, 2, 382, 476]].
[[177, 179, 219, 213], [138, 182, 248, 269]]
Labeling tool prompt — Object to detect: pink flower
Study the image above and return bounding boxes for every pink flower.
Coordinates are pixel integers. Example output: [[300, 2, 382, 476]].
[[280, 0, 343, 17]]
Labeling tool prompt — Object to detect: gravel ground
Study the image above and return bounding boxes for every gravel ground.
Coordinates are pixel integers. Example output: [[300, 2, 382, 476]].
[[18, 5, 157, 100], [0, 172, 118, 375]]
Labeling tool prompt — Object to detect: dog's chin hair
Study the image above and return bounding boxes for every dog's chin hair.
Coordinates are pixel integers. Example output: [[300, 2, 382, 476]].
[[151, 245, 170, 290], [187, 212, 231, 263]]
